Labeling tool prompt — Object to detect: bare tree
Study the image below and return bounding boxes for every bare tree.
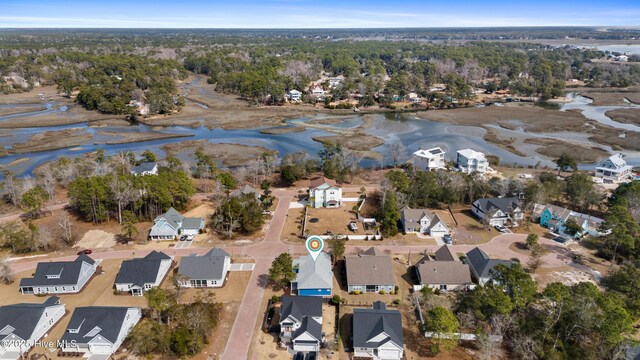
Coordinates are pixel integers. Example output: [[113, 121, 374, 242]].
[[0, 257, 15, 284], [37, 228, 53, 251], [388, 143, 407, 167], [58, 213, 74, 245], [344, 151, 362, 184], [109, 177, 135, 224], [41, 170, 57, 204], [3, 174, 22, 207]]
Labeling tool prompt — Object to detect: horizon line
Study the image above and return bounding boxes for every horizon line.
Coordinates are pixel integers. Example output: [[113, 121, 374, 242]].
[[1, 25, 640, 30]]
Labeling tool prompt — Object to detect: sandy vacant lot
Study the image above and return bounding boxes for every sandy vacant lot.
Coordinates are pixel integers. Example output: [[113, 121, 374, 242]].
[[73, 229, 117, 249]]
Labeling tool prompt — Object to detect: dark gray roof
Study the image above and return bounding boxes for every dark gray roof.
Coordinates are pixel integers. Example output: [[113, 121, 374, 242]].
[[353, 301, 403, 349], [474, 197, 521, 214], [280, 296, 323, 323], [434, 245, 457, 262], [114, 251, 171, 287], [178, 248, 229, 281], [154, 207, 184, 228], [0, 297, 60, 341], [465, 247, 513, 280], [181, 217, 203, 230], [346, 253, 395, 287], [61, 307, 133, 345], [293, 316, 322, 342], [131, 162, 157, 174], [20, 254, 95, 288]]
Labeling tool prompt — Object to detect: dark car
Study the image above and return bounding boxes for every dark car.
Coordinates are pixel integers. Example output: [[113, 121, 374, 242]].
[[443, 234, 453, 244], [76, 249, 92, 255], [179, 235, 188, 241]]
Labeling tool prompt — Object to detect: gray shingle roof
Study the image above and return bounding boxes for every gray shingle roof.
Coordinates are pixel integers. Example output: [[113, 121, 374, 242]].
[[280, 295, 323, 322], [60, 306, 134, 345], [0, 297, 60, 341], [353, 302, 403, 349], [154, 207, 184, 228], [293, 252, 333, 290], [474, 197, 521, 215], [19, 254, 95, 288], [181, 217, 203, 230], [178, 248, 229, 281], [346, 250, 395, 287], [434, 245, 458, 262], [114, 251, 171, 287], [131, 162, 157, 174], [293, 316, 322, 342], [465, 247, 513, 280], [416, 260, 472, 285]]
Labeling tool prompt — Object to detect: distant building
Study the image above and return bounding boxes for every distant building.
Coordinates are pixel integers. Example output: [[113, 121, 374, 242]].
[[400, 207, 449, 237], [131, 162, 158, 176], [352, 301, 404, 360], [346, 247, 396, 293], [471, 197, 523, 226], [231, 184, 261, 200], [292, 252, 333, 297], [0, 297, 65, 358], [178, 248, 231, 288], [412, 147, 446, 171], [19, 254, 97, 295], [288, 90, 302, 102], [328, 75, 344, 88], [456, 149, 489, 174], [594, 153, 633, 182], [309, 176, 342, 208], [309, 85, 325, 98]]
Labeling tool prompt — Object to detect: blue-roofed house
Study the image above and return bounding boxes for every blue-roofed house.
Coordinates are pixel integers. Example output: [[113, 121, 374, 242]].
[[292, 252, 333, 297]]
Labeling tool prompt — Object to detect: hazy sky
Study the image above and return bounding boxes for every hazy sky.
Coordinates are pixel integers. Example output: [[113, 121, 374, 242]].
[[1, 0, 639, 28]]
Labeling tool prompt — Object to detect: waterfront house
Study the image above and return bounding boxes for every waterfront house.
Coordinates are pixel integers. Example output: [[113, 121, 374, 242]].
[[594, 153, 633, 182], [412, 147, 446, 171], [309, 176, 342, 208], [130, 161, 158, 176], [456, 149, 489, 174], [288, 90, 302, 102]]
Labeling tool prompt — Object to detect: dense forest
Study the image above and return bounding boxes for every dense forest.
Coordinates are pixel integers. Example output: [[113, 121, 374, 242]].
[[1, 28, 639, 112]]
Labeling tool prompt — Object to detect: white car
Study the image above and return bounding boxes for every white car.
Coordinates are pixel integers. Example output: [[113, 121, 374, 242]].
[[494, 224, 508, 233], [519, 174, 533, 179], [349, 221, 358, 232]]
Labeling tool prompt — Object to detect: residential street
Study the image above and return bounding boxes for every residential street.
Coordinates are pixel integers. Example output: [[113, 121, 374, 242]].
[[7, 187, 576, 360]]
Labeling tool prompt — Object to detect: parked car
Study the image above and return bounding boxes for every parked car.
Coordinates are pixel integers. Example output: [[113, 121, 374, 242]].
[[76, 249, 92, 255], [179, 235, 188, 241], [443, 234, 453, 244], [349, 221, 358, 232], [494, 224, 508, 233]]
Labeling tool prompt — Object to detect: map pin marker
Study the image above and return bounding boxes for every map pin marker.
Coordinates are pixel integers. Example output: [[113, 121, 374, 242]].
[[306, 235, 324, 262]]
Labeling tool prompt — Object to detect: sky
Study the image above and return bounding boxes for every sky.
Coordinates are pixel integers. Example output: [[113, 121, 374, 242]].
[[0, 0, 639, 28]]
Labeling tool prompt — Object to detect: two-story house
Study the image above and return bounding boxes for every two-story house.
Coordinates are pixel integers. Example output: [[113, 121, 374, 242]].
[[149, 207, 205, 241], [288, 90, 302, 102], [594, 153, 633, 182], [456, 149, 489, 174], [279, 296, 323, 354], [400, 207, 449, 237], [309, 177, 342, 208], [471, 197, 523, 226], [412, 147, 446, 171], [352, 301, 404, 360], [19, 254, 98, 295], [533, 203, 604, 239]]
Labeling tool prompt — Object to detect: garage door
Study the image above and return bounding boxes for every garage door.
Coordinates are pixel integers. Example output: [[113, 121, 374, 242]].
[[430, 230, 447, 237]]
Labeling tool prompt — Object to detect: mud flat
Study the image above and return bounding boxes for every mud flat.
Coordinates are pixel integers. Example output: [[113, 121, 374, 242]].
[[311, 133, 384, 160], [162, 140, 277, 167], [573, 87, 640, 105], [95, 130, 194, 145], [9, 128, 93, 154], [0, 105, 48, 117], [523, 138, 609, 163], [0, 105, 121, 129], [0, 85, 63, 104], [605, 109, 640, 125], [259, 126, 305, 134]]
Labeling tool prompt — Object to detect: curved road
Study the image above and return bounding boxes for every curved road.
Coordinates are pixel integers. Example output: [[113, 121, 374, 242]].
[[7, 187, 573, 360]]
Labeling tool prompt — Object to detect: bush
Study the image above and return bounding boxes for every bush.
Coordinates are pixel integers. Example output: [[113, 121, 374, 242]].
[[331, 295, 342, 305], [379, 290, 386, 295], [271, 295, 279, 303], [393, 299, 401, 305], [353, 290, 362, 295]]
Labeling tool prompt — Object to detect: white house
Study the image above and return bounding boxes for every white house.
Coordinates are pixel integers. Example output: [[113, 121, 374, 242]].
[[279, 296, 323, 353], [328, 75, 344, 88], [309, 85, 325, 98], [456, 149, 489, 174], [19, 254, 97, 295], [130, 162, 158, 176], [114, 251, 173, 296], [309, 176, 342, 208], [178, 248, 230, 288], [412, 147, 446, 171], [59, 307, 142, 357], [149, 207, 205, 241], [0, 297, 65, 359], [594, 153, 633, 182], [288, 89, 302, 102], [353, 302, 404, 360], [471, 197, 523, 226], [400, 207, 449, 237]]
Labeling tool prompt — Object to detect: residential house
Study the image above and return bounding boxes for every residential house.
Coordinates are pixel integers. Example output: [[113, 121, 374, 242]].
[[465, 247, 513, 286], [231, 184, 261, 200], [149, 207, 205, 241], [292, 252, 333, 297], [400, 207, 449, 237], [279, 296, 323, 353], [19, 254, 97, 295], [594, 153, 633, 182], [0, 297, 65, 358], [352, 301, 404, 360], [456, 149, 489, 174], [415, 245, 473, 292], [429, 83, 447, 92], [328, 75, 344, 88], [412, 147, 446, 172], [346, 247, 395, 294], [59, 306, 141, 356], [178, 248, 230, 288], [130, 161, 158, 176], [114, 251, 173, 296], [533, 203, 604, 238], [407, 92, 422, 103], [309, 177, 342, 208], [309, 85, 325, 98], [471, 197, 523, 226], [288, 90, 302, 102]]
